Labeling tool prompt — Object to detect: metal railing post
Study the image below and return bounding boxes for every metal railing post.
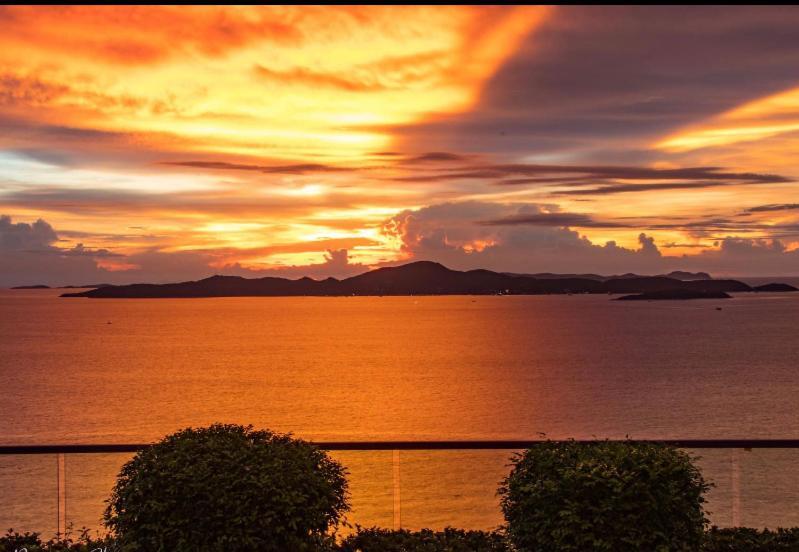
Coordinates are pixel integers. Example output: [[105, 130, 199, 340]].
[[56, 453, 66, 538], [392, 449, 401, 530], [731, 447, 744, 527]]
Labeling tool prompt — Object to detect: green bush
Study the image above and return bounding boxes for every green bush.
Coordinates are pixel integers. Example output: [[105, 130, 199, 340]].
[[105, 423, 349, 552], [702, 526, 799, 551], [336, 527, 508, 551], [499, 440, 710, 551]]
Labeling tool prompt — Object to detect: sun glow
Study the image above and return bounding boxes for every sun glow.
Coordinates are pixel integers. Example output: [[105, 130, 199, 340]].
[[0, 6, 560, 271], [656, 87, 799, 152], [0, 6, 550, 163]]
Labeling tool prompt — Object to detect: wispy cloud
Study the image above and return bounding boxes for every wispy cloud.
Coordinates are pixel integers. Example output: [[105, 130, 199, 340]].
[[479, 212, 632, 228], [162, 161, 354, 174], [745, 203, 799, 213]]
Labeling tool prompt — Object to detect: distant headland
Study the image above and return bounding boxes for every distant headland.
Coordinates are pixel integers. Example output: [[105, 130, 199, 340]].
[[616, 290, 733, 301], [10, 283, 111, 290], [58, 261, 798, 299]]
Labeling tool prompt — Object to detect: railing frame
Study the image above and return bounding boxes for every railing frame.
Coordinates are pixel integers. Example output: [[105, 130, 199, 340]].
[[3, 439, 799, 454], [3, 439, 799, 535]]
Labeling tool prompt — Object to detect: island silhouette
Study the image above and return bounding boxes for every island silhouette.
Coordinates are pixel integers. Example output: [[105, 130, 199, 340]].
[[58, 261, 798, 299]]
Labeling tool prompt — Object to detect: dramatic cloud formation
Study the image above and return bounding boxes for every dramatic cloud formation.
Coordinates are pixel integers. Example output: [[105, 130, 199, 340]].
[[0, 215, 58, 250], [0, 214, 368, 286], [396, 6, 799, 159], [2, 6, 799, 284], [381, 202, 661, 274], [381, 202, 799, 276], [0, 215, 124, 286], [0, 5, 548, 160]]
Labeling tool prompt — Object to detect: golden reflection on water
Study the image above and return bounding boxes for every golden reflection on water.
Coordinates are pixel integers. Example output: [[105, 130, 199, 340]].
[[1, 290, 799, 533]]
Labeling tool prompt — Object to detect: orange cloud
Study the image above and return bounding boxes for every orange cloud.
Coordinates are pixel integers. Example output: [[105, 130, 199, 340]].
[[656, 87, 799, 153], [0, 6, 302, 64], [0, 6, 550, 162]]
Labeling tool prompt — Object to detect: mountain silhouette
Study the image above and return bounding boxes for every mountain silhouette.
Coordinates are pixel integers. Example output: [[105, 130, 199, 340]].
[[511, 270, 712, 281], [59, 260, 797, 299]]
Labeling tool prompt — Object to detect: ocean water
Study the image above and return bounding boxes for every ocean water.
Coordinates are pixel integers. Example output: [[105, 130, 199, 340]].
[[1, 289, 798, 535]]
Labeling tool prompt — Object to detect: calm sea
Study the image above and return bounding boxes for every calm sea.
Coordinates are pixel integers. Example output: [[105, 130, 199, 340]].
[[2, 289, 798, 535]]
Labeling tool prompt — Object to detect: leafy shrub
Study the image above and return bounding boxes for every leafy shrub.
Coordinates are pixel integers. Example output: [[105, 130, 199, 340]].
[[0, 530, 40, 551], [702, 526, 799, 551], [105, 423, 348, 552], [499, 440, 710, 551], [1, 527, 115, 551], [336, 527, 508, 551]]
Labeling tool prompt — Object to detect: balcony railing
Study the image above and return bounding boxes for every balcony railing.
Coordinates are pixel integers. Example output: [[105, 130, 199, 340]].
[[2, 439, 799, 537]]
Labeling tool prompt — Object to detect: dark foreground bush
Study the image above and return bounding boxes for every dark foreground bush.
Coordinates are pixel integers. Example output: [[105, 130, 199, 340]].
[[499, 441, 710, 551], [702, 526, 799, 551], [336, 527, 508, 551], [105, 424, 348, 552], [1, 528, 115, 551]]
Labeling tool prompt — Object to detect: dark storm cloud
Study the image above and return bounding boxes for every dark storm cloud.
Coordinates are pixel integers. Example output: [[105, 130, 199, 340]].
[[746, 204, 799, 213], [638, 218, 799, 242], [481, 165, 789, 183], [466, 193, 799, 244], [553, 181, 729, 197], [480, 211, 799, 236], [479, 212, 632, 229], [166, 152, 471, 174], [387, 162, 790, 193], [445, 165, 779, 182], [403, 152, 470, 163], [660, 243, 708, 249], [392, 6, 799, 157], [392, 170, 509, 183]]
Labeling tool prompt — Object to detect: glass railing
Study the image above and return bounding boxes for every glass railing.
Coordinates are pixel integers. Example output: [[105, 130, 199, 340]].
[[1, 440, 798, 538]]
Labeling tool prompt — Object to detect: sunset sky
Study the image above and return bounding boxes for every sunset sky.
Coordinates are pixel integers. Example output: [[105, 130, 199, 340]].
[[3, 5, 799, 286]]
